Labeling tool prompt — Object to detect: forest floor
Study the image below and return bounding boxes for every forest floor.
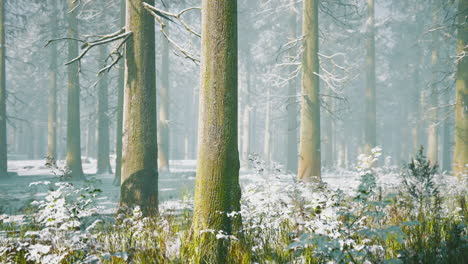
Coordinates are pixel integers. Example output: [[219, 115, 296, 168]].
[[1, 154, 466, 263], [0, 157, 456, 217]]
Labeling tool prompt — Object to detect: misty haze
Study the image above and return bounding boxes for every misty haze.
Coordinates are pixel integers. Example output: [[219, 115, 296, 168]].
[[0, 0, 467, 263]]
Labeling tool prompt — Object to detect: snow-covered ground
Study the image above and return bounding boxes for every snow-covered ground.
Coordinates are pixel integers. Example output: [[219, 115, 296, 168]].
[[0, 158, 460, 217]]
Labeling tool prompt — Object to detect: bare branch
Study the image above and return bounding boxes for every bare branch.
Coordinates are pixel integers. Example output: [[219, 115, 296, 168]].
[[144, 3, 200, 64]]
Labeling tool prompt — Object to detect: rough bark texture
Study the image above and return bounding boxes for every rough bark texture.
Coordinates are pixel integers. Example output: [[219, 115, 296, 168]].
[[192, 1, 241, 262], [121, 0, 158, 214], [97, 45, 112, 174], [287, 0, 298, 173], [428, 10, 439, 165], [65, 0, 84, 180], [364, 0, 377, 155], [114, 0, 125, 186], [453, 0, 468, 179], [158, 25, 170, 172], [297, 0, 321, 182], [47, 1, 58, 160], [0, 0, 6, 178]]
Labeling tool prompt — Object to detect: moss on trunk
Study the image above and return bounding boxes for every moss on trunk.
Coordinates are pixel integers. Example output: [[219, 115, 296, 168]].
[[453, 0, 468, 179], [114, 0, 126, 186], [191, 1, 241, 262], [120, 0, 158, 214]]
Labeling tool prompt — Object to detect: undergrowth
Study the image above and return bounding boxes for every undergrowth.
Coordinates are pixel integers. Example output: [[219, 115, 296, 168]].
[[0, 148, 466, 263]]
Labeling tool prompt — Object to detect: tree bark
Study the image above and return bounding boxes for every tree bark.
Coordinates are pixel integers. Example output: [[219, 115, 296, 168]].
[[364, 0, 376, 155], [286, 0, 298, 173], [297, 0, 321, 182], [192, 1, 240, 262], [65, 0, 84, 180], [158, 24, 170, 172], [453, 0, 468, 179], [114, 0, 125, 185], [121, 0, 158, 214], [96, 45, 112, 174], [47, 1, 58, 160]]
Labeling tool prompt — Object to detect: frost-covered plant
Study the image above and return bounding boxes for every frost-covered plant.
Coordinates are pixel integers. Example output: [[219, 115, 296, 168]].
[[0, 181, 105, 264], [401, 146, 439, 208]]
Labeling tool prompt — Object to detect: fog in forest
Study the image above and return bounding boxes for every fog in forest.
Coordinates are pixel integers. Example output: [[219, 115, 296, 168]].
[[0, 0, 466, 263]]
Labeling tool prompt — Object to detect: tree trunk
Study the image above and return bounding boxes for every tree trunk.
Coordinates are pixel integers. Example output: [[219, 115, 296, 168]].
[[364, 0, 376, 155], [442, 92, 452, 172], [428, 10, 439, 165], [298, 0, 321, 182], [263, 88, 272, 167], [47, 1, 58, 160], [453, 0, 468, 179], [86, 117, 95, 158], [411, 50, 420, 155], [0, 0, 6, 178], [121, 0, 158, 214], [96, 45, 112, 174], [65, 0, 84, 180], [323, 93, 333, 168], [241, 64, 250, 168], [286, 0, 298, 173], [192, 1, 240, 262], [114, 0, 125, 185], [158, 24, 170, 172]]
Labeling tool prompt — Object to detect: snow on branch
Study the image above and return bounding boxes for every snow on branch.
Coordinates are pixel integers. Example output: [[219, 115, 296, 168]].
[[143, 2, 201, 64], [45, 27, 132, 73]]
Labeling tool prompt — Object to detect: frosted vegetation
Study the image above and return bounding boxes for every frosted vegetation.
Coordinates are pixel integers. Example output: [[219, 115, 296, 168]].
[[1, 148, 466, 263], [0, 0, 466, 263]]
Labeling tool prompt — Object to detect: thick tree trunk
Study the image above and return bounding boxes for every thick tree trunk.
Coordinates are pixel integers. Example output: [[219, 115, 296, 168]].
[[286, 0, 298, 173], [96, 45, 112, 174], [0, 0, 6, 178], [453, 0, 468, 179], [158, 25, 170, 172], [65, 0, 84, 180], [428, 11, 439, 165], [192, 1, 240, 262], [47, 2, 58, 160], [298, 0, 321, 182], [121, 0, 158, 214], [114, 0, 125, 185], [364, 0, 376, 155]]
